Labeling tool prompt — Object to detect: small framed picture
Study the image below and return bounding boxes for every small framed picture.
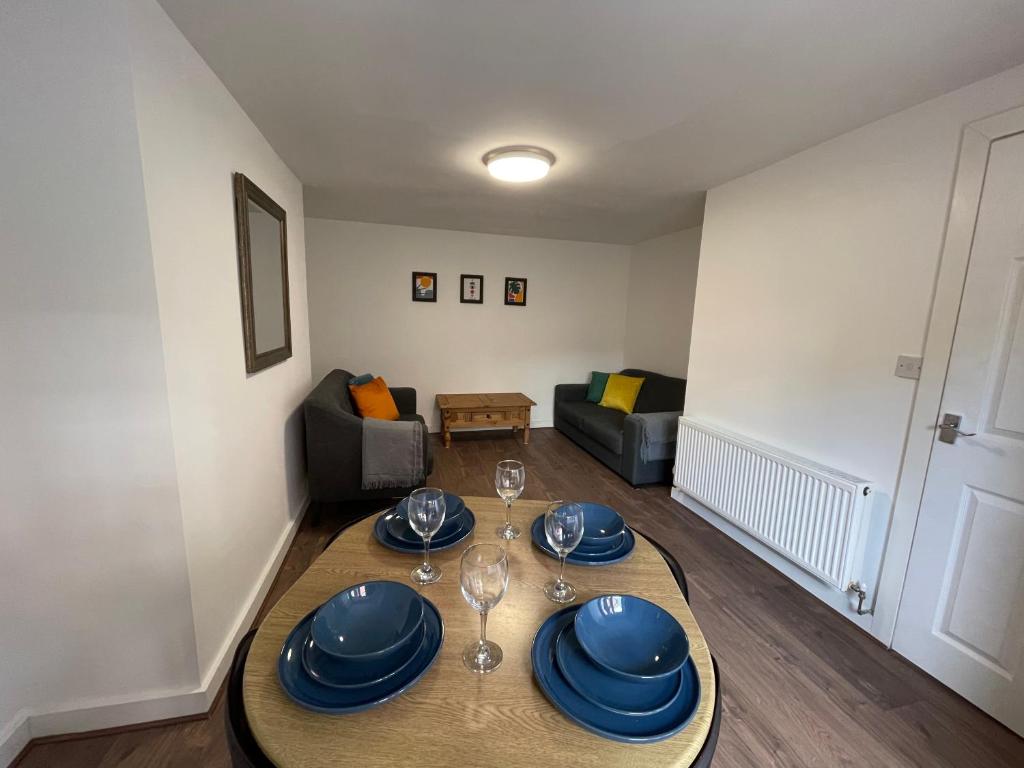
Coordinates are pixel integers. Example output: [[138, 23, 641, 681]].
[[460, 274, 484, 304], [411, 271, 437, 302], [504, 277, 527, 307]]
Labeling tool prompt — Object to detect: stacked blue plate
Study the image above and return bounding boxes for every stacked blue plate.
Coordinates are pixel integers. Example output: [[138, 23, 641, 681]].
[[374, 492, 476, 553], [278, 580, 444, 714], [531, 503, 635, 566], [532, 595, 700, 743]]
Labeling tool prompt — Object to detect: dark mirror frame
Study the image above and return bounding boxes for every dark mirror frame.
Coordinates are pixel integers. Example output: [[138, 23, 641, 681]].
[[233, 172, 292, 374]]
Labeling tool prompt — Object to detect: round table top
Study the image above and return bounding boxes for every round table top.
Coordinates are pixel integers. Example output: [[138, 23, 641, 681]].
[[244, 496, 715, 767]]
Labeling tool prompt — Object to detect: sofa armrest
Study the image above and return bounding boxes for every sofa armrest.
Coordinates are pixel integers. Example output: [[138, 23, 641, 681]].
[[554, 383, 588, 404], [389, 387, 417, 415], [623, 411, 683, 462]]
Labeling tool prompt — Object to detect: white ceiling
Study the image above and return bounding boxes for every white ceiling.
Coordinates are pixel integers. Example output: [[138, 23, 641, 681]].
[[157, 0, 1024, 244]]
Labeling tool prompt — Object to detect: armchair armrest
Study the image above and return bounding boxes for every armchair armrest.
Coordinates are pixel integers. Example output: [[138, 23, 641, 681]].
[[304, 401, 363, 502], [554, 383, 588, 403], [389, 386, 417, 415]]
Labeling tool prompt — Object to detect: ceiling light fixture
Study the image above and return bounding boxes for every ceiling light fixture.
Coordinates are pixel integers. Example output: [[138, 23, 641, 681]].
[[482, 146, 555, 183]]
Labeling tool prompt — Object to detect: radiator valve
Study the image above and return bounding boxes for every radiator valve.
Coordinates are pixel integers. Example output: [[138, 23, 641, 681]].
[[846, 581, 872, 615]]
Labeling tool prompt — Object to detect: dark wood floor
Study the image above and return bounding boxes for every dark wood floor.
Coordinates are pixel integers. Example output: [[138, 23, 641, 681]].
[[17, 428, 1024, 767]]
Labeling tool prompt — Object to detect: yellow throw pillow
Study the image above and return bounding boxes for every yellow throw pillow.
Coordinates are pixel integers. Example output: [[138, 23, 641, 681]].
[[599, 373, 645, 414], [348, 376, 400, 420]]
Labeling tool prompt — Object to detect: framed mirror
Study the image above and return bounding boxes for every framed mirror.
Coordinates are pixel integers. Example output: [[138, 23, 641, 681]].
[[233, 172, 291, 373]]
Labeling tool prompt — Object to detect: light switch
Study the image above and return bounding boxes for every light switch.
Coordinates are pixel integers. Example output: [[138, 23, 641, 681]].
[[895, 355, 923, 380]]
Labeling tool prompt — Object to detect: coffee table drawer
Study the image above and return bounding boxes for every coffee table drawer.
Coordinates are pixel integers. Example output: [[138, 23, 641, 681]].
[[471, 411, 504, 423]]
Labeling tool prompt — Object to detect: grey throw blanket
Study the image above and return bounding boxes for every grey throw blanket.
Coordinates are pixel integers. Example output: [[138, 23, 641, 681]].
[[362, 418, 425, 490], [634, 412, 681, 462]]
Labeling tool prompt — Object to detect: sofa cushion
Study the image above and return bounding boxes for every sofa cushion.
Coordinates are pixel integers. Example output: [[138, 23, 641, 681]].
[[349, 377, 400, 420], [619, 368, 686, 413], [600, 373, 645, 414], [557, 401, 626, 454], [586, 371, 610, 403]]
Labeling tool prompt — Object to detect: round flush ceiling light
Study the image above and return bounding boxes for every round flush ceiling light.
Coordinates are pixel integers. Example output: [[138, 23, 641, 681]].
[[482, 146, 555, 183]]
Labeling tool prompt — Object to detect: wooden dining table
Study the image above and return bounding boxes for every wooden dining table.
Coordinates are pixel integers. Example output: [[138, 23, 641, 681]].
[[244, 497, 716, 767]]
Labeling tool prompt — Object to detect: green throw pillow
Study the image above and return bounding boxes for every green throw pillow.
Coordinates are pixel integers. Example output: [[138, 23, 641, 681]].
[[349, 373, 374, 386], [586, 371, 610, 403]]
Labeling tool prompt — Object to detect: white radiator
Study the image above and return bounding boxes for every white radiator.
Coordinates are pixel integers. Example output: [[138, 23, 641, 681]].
[[674, 418, 873, 590]]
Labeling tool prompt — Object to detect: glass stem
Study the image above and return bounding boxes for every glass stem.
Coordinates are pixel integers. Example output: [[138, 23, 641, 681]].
[[423, 535, 431, 572], [480, 610, 488, 646], [505, 499, 512, 528], [557, 554, 566, 587]]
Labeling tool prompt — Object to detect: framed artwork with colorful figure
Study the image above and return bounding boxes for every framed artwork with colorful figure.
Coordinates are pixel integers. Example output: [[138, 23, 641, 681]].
[[412, 271, 437, 302], [504, 277, 527, 306], [460, 274, 484, 304]]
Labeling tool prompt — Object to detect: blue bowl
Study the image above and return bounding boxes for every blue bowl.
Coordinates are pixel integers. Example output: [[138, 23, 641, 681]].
[[303, 620, 425, 688], [532, 607, 701, 743], [387, 509, 463, 545], [396, 492, 464, 521], [574, 535, 624, 555], [574, 595, 689, 680], [579, 503, 625, 544], [311, 581, 425, 672], [555, 624, 682, 715]]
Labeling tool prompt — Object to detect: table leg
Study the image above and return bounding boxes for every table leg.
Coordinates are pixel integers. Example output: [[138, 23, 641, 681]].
[[523, 409, 531, 445], [442, 410, 452, 448]]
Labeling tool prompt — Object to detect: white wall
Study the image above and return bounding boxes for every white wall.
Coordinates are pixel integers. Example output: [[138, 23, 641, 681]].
[[685, 63, 1024, 636], [624, 227, 701, 378], [125, 0, 313, 682], [0, 0, 198, 759], [0, 2, 314, 760], [305, 220, 630, 430]]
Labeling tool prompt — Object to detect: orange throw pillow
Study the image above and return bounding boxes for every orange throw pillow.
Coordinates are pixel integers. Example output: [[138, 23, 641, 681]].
[[348, 377, 400, 421]]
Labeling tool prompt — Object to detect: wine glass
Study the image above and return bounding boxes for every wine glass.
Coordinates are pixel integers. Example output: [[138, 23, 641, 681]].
[[543, 501, 584, 603], [460, 543, 510, 673], [495, 459, 525, 540], [407, 487, 446, 585]]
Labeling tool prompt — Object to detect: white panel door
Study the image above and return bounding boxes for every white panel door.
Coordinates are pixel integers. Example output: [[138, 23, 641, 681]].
[[893, 130, 1024, 735]]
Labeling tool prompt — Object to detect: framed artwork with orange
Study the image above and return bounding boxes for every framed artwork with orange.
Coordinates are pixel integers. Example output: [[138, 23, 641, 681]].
[[411, 271, 437, 302], [504, 277, 527, 306]]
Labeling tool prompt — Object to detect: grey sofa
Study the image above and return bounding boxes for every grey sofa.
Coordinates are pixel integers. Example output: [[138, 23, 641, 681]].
[[554, 368, 685, 486], [304, 369, 432, 505]]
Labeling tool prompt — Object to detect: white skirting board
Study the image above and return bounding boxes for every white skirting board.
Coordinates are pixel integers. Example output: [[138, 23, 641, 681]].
[[0, 716, 30, 768], [671, 487, 887, 638], [0, 498, 306, 767]]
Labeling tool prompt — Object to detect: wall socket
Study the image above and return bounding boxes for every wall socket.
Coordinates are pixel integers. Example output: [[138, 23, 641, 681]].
[[895, 354, 923, 380]]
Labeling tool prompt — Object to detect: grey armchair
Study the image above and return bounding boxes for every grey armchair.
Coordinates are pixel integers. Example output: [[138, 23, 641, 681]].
[[554, 368, 685, 485], [304, 370, 432, 505]]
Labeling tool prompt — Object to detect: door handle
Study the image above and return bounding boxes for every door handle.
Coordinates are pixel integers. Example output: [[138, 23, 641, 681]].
[[938, 413, 976, 444]]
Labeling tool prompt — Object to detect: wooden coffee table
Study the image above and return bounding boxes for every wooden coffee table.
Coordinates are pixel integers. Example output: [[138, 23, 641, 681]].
[[435, 392, 536, 447]]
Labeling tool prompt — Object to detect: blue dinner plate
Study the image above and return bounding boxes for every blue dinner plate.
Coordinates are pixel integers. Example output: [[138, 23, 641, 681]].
[[386, 508, 465, 545], [555, 623, 683, 715], [531, 515, 635, 566], [374, 507, 476, 553], [532, 606, 701, 743], [278, 597, 444, 714]]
